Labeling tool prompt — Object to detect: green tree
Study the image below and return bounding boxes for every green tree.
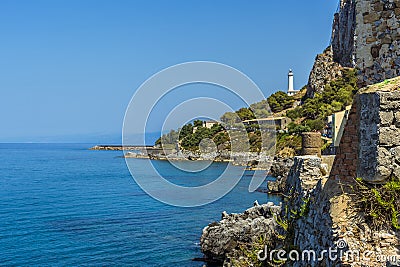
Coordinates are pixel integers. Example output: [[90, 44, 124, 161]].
[[220, 112, 239, 125], [250, 100, 272, 118], [267, 91, 295, 113], [287, 123, 311, 134], [249, 131, 261, 152], [286, 107, 302, 120], [305, 119, 325, 131], [193, 120, 203, 127], [179, 123, 193, 140], [181, 126, 213, 150], [210, 123, 223, 135], [213, 132, 229, 147], [235, 108, 255, 121]]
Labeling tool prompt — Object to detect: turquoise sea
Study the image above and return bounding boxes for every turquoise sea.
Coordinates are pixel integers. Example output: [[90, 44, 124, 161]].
[[0, 143, 279, 266]]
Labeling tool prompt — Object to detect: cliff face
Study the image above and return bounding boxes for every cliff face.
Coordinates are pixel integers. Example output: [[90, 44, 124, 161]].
[[306, 48, 344, 98], [308, 0, 400, 96], [331, 0, 356, 68], [307, 0, 356, 97]]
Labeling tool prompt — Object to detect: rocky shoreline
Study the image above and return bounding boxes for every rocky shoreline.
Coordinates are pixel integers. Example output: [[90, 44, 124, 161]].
[[200, 201, 281, 265], [92, 144, 294, 171]]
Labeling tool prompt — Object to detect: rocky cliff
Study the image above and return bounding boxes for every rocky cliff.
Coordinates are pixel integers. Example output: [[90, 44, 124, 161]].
[[306, 48, 344, 98], [308, 0, 400, 96], [331, 0, 356, 68], [267, 157, 295, 194], [307, 0, 356, 98]]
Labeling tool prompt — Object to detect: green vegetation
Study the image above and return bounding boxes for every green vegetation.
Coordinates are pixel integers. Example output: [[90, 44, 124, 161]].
[[236, 107, 256, 121], [234, 235, 284, 267], [235, 197, 311, 266], [275, 133, 302, 157], [193, 119, 203, 128], [155, 68, 358, 157], [267, 91, 295, 113], [155, 122, 228, 151], [354, 177, 400, 230], [286, 68, 358, 132], [155, 130, 178, 146], [250, 99, 273, 118]]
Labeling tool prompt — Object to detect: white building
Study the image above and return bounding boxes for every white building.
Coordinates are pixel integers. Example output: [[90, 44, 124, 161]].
[[332, 105, 352, 148], [287, 69, 299, 96], [203, 120, 218, 129]]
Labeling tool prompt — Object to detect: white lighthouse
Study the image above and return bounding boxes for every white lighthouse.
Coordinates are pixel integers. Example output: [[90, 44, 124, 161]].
[[287, 69, 298, 96]]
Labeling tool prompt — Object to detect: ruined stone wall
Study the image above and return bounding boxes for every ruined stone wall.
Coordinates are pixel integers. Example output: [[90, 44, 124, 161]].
[[354, 0, 400, 86], [329, 99, 359, 182], [329, 78, 400, 183], [357, 80, 400, 182]]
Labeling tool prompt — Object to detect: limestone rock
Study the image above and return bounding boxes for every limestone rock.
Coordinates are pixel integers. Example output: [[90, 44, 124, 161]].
[[267, 157, 295, 194], [331, 0, 356, 67], [306, 47, 344, 98], [200, 203, 281, 264]]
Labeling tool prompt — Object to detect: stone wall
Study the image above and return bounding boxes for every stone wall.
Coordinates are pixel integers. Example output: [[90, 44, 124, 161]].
[[286, 80, 400, 266], [329, 98, 359, 183], [357, 78, 400, 182], [292, 166, 400, 267], [277, 81, 400, 266], [354, 0, 400, 86], [274, 148, 399, 267], [329, 77, 400, 184]]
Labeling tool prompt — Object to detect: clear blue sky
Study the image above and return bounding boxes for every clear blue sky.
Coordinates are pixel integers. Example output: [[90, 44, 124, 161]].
[[0, 0, 338, 143]]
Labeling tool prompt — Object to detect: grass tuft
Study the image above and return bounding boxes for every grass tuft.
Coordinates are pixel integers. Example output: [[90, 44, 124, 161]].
[[353, 177, 400, 230]]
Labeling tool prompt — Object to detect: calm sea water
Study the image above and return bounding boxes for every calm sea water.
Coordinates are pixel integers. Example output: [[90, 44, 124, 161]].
[[0, 143, 280, 266]]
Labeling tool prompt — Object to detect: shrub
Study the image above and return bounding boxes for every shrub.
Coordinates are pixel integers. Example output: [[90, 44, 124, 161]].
[[353, 177, 400, 230], [267, 91, 295, 113]]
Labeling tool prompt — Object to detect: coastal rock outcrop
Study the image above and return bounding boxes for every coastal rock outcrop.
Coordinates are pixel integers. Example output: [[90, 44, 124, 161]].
[[267, 157, 294, 194], [269, 157, 294, 178], [200, 202, 281, 265], [306, 0, 355, 98]]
